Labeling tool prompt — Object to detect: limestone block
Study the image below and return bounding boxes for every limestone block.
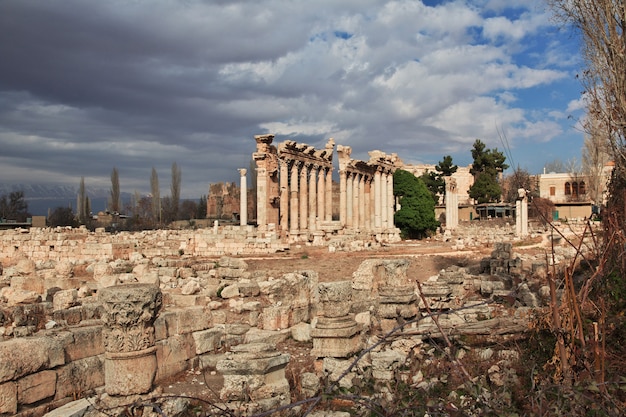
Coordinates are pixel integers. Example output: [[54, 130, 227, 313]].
[[0, 287, 41, 306], [220, 284, 239, 299], [154, 310, 177, 340], [181, 280, 200, 295], [192, 328, 224, 354], [91, 262, 113, 279], [0, 381, 17, 415], [178, 267, 195, 279], [480, 280, 505, 296], [218, 256, 248, 270], [155, 334, 195, 381], [318, 281, 352, 318], [54, 354, 104, 400], [63, 326, 104, 361], [17, 370, 57, 405], [238, 279, 260, 297], [177, 306, 211, 334], [53, 289, 78, 311], [15, 258, 36, 275], [97, 275, 120, 288], [54, 260, 74, 277], [260, 305, 291, 330], [322, 357, 356, 389], [43, 397, 93, 417], [290, 322, 311, 342], [11, 275, 45, 293], [370, 350, 406, 381], [244, 328, 290, 345]]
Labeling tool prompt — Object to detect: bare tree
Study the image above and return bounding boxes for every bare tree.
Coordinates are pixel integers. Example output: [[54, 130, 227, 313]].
[[110, 167, 120, 213], [582, 120, 611, 206], [150, 167, 160, 224], [547, 0, 626, 188], [170, 162, 181, 221]]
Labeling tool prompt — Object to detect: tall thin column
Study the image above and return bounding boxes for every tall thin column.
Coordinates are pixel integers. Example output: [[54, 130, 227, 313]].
[[339, 170, 347, 226], [290, 161, 300, 232], [325, 167, 333, 222], [317, 166, 325, 222], [300, 164, 309, 230], [387, 172, 395, 228], [279, 160, 289, 233], [381, 172, 388, 229], [352, 173, 360, 229], [346, 172, 353, 228], [309, 165, 318, 231], [374, 170, 382, 229], [238, 168, 247, 226], [256, 167, 267, 229], [359, 175, 366, 230], [367, 178, 374, 230]]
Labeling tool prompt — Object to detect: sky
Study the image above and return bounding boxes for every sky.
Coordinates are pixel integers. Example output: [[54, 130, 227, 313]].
[[0, 0, 586, 199]]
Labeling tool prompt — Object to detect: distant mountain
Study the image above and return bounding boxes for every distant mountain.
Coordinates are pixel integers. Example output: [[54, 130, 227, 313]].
[[0, 184, 132, 216]]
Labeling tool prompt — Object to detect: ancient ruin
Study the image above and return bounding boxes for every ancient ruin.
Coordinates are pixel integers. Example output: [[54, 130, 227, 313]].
[[0, 135, 595, 416]]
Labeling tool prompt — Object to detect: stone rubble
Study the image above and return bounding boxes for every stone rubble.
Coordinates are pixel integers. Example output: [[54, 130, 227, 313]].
[[0, 221, 595, 416]]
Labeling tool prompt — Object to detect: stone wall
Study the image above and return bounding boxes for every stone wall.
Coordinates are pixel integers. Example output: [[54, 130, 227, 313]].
[[0, 226, 288, 265]]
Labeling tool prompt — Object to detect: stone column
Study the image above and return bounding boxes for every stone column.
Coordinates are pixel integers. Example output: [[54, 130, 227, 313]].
[[339, 170, 347, 226], [346, 172, 354, 228], [279, 159, 289, 233], [100, 284, 162, 396], [217, 343, 290, 411], [256, 166, 267, 229], [516, 189, 528, 237], [387, 171, 395, 228], [309, 165, 318, 230], [317, 166, 325, 222], [381, 172, 388, 229], [445, 177, 458, 230], [374, 169, 382, 229], [352, 173, 360, 229], [311, 281, 362, 358], [238, 168, 247, 226], [300, 164, 309, 231], [290, 161, 300, 233], [359, 174, 366, 230], [364, 177, 371, 230], [325, 166, 333, 222]]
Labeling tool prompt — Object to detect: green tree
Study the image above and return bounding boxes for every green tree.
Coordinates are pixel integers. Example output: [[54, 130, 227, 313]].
[[150, 167, 160, 224], [170, 162, 181, 221], [110, 167, 120, 213], [468, 139, 508, 203], [420, 155, 458, 205], [0, 190, 30, 222], [393, 169, 439, 239], [47, 206, 77, 227], [436, 155, 458, 177], [197, 195, 207, 219]]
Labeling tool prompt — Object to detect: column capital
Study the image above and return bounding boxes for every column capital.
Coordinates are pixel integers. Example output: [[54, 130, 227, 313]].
[[238, 168, 247, 177]]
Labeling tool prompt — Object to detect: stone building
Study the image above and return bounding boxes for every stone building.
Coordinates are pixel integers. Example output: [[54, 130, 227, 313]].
[[248, 134, 401, 242]]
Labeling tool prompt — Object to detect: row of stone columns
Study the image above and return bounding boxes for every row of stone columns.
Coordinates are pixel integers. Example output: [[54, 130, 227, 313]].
[[340, 168, 394, 230], [280, 159, 332, 232]]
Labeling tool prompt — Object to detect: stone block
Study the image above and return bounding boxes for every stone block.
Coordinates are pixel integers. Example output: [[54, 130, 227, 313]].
[[54, 356, 104, 401], [0, 381, 17, 415], [0, 337, 64, 383], [17, 370, 57, 405], [154, 311, 173, 341], [53, 289, 78, 311], [177, 306, 211, 334], [260, 305, 291, 330], [64, 326, 104, 361], [155, 334, 195, 382], [192, 328, 224, 354]]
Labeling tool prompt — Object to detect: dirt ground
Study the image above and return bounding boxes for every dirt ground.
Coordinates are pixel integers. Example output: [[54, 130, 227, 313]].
[[160, 239, 495, 402]]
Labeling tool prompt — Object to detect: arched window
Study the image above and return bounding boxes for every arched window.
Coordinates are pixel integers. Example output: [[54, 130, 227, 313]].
[[572, 182, 579, 197], [565, 182, 571, 195], [579, 181, 586, 195]]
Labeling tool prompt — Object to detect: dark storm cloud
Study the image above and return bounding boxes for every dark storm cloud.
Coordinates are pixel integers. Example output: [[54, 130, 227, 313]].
[[0, 0, 583, 197]]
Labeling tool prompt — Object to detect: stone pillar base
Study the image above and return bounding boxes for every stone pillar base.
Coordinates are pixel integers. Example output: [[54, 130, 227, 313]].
[[105, 346, 157, 396], [311, 316, 362, 358]]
